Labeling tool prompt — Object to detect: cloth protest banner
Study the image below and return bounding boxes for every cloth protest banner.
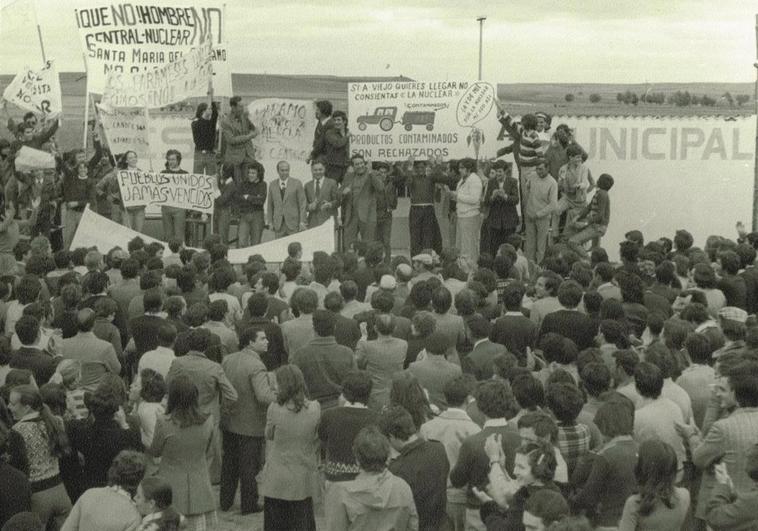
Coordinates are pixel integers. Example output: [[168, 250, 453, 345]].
[[227, 217, 335, 263], [97, 104, 150, 160], [13, 146, 56, 172], [71, 205, 171, 255], [2, 60, 63, 118], [248, 98, 317, 185], [116, 169, 219, 213], [74, 2, 228, 95], [102, 38, 213, 108], [348, 80, 500, 161], [72, 206, 335, 263]]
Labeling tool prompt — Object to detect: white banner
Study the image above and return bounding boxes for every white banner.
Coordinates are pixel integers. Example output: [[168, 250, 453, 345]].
[[72, 206, 335, 263], [2, 60, 62, 118], [102, 38, 213, 108], [116, 169, 219, 213], [211, 42, 232, 98], [98, 104, 150, 160], [552, 115, 755, 255], [227, 217, 336, 263], [74, 2, 227, 95], [13, 146, 56, 171], [248, 98, 316, 187], [348, 80, 500, 161]]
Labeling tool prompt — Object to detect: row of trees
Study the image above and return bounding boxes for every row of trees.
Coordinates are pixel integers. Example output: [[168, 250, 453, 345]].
[[564, 90, 751, 107]]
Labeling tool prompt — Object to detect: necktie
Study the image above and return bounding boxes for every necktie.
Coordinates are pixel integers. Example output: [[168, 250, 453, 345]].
[[315, 179, 321, 198], [280, 183, 286, 200]]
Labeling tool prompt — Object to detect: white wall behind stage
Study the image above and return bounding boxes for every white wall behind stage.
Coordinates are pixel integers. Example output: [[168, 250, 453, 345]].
[[553, 115, 755, 253]]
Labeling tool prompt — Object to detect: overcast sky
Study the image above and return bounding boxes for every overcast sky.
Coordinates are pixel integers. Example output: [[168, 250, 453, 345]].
[[0, 0, 755, 82]]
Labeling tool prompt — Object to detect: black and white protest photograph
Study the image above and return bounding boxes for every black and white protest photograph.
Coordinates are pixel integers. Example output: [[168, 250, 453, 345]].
[[0, 1, 757, 530]]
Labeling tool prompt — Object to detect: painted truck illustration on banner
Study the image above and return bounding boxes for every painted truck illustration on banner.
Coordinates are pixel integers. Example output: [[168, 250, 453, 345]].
[[356, 106, 436, 131]]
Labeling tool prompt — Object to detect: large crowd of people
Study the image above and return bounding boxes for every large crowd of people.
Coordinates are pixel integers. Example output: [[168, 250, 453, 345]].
[[0, 95, 756, 531]]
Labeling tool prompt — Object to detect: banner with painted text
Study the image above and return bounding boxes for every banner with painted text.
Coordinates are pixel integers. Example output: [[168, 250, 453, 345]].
[[348, 80, 500, 161], [98, 104, 150, 160], [74, 2, 227, 95], [248, 98, 317, 187], [102, 38, 213, 108], [116, 169, 219, 213], [72, 206, 335, 263], [2, 60, 62, 118], [547, 115, 755, 257]]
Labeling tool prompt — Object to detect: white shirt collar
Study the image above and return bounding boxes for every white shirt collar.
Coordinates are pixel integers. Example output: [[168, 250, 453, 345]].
[[473, 338, 489, 349], [504, 311, 524, 317], [483, 418, 508, 429], [343, 400, 368, 409]]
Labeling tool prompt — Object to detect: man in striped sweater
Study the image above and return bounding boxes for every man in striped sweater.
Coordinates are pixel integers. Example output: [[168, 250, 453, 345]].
[[494, 100, 544, 230]]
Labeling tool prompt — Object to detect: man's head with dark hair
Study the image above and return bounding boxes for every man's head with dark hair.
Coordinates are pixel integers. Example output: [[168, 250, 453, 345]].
[[323, 291, 344, 313], [378, 406, 417, 443], [247, 292, 269, 318], [523, 488, 570, 528], [634, 361, 663, 399], [15, 315, 39, 346], [493, 255, 513, 279], [207, 299, 228, 322], [467, 314, 491, 340], [736, 243, 757, 269], [443, 374, 475, 408], [594, 397, 635, 438], [77, 308, 97, 332], [557, 280, 583, 309], [314, 100, 333, 118], [619, 240, 639, 264], [472, 268, 497, 294], [580, 362, 611, 398], [409, 280, 433, 310], [502, 282, 525, 312], [431, 287, 453, 314], [53, 250, 72, 270], [725, 361, 758, 408], [537, 271, 562, 298], [176, 268, 196, 293], [424, 330, 450, 356], [511, 373, 545, 410], [341, 370, 372, 405], [312, 309, 336, 337], [127, 236, 145, 253], [454, 289, 477, 316], [644, 343, 675, 379], [293, 288, 318, 315], [546, 382, 585, 423], [313, 258, 334, 286], [187, 327, 211, 352], [719, 250, 741, 276], [674, 229, 694, 252], [474, 379, 515, 420], [352, 426, 390, 473], [339, 280, 359, 302], [83, 271, 109, 296], [16, 275, 41, 304], [157, 323, 177, 347], [684, 332, 712, 365], [185, 303, 209, 327], [119, 257, 141, 280], [370, 289, 396, 314], [143, 288, 163, 313], [139, 270, 162, 291]]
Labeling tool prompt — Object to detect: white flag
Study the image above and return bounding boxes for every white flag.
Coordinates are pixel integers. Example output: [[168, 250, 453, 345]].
[[2, 60, 62, 118]]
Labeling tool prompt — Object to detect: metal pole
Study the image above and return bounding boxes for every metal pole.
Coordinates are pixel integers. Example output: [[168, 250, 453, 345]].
[[477, 17, 486, 80], [753, 14, 758, 231], [36, 25, 46, 63]]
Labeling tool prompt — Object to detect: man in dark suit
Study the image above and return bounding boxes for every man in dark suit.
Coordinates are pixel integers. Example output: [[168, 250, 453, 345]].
[[238, 291, 287, 370], [128, 288, 167, 374], [10, 315, 57, 385], [266, 161, 307, 239], [482, 160, 519, 256], [466, 314, 507, 380], [380, 406, 449, 531], [324, 291, 362, 351], [308, 99, 333, 164], [341, 154, 384, 250], [490, 282, 537, 363], [539, 280, 598, 350], [304, 160, 339, 228], [311, 110, 350, 183]]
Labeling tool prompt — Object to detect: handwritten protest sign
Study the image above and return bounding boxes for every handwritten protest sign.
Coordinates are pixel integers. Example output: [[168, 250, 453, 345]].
[[14, 146, 56, 172], [211, 42, 233, 98], [2, 60, 62, 118], [248, 98, 316, 188], [74, 2, 230, 96], [98, 104, 150, 160], [102, 39, 213, 108], [348, 80, 500, 161], [116, 169, 219, 213]]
